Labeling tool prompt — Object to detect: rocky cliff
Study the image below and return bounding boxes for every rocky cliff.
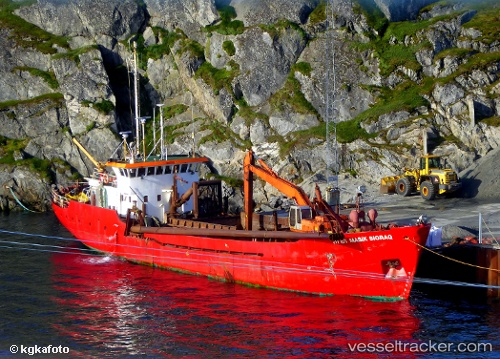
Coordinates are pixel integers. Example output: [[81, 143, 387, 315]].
[[0, 0, 499, 212]]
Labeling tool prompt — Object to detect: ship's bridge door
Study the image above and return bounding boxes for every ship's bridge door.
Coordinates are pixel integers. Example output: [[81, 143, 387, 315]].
[[289, 206, 313, 231]]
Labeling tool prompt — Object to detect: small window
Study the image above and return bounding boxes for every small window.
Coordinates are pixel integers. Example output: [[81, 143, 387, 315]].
[[157, 194, 161, 202], [147, 167, 155, 176], [144, 195, 149, 203], [289, 208, 296, 226], [165, 166, 172, 174], [138, 167, 146, 177], [156, 166, 164, 175], [129, 169, 136, 178], [301, 208, 312, 221], [180, 164, 188, 173]]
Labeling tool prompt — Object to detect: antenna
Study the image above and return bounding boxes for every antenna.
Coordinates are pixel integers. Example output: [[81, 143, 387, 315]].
[[139, 116, 151, 161], [132, 41, 140, 155], [119, 131, 131, 160], [184, 92, 195, 157], [152, 104, 156, 154], [156, 104, 165, 160]]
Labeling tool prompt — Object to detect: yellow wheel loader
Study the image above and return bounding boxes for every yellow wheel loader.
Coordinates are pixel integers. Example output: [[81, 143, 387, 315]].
[[380, 154, 461, 200]]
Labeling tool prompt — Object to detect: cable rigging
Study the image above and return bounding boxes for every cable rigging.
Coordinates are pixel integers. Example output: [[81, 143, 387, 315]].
[[2, 228, 500, 291]]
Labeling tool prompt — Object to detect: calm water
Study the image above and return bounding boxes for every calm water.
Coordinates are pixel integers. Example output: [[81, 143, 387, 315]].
[[0, 212, 499, 358]]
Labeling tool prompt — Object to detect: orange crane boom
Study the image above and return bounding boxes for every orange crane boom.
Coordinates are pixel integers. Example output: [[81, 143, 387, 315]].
[[243, 150, 313, 230]]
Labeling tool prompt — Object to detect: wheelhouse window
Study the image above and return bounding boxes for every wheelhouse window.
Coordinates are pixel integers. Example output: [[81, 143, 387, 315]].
[[156, 166, 164, 175], [144, 195, 148, 203], [188, 163, 198, 174], [301, 208, 312, 220], [193, 163, 200, 172], [147, 167, 155, 176]]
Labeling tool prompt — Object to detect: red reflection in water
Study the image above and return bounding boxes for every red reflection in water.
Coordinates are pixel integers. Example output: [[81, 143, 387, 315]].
[[51, 250, 422, 358]]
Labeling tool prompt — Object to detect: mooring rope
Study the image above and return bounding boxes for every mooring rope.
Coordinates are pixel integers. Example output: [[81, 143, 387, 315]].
[[405, 237, 500, 273], [0, 243, 98, 256], [2, 228, 500, 290], [0, 238, 97, 255], [0, 229, 76, 242], [413, 276, 500, 289], [6, 186, 41, 213]]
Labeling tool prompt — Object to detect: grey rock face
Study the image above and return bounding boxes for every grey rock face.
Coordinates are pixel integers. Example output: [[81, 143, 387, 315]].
[[432, 83, 465, 107], [206, 32, 233, 69], [227, 0, 320, 26], [269, 113, 319, 137], [296, 30, 376, 122], [15, 0, 145, 43], [146, 56, 183, 99], [145, 0, 219, 43], [233, 26, 307, 106], [0, 165, 52, 212], [374, 0, 437, 21], [362, 111, 411, 135], [0, 97, 67, 140], [52, 49, 116, 134], [419, 2, 464, 20], [0, 29, 54, 102]]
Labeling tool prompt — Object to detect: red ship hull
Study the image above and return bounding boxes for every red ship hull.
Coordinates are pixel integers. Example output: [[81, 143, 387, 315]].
[[53, 200, 430, 301]]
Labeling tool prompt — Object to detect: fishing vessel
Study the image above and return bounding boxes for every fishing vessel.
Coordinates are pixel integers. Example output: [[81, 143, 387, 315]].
[[52, 139, 431, 301], [51, 42, 431, 301]]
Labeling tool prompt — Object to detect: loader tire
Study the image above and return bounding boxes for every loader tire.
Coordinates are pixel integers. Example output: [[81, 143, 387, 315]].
[[421, 181, 436, 200], [396, 177, 412, 196]]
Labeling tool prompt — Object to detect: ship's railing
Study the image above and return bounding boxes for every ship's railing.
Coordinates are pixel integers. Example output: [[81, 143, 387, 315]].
[[52, 190, 69, 208], [478, 212, 500, 246], [52, 185, 90, 207]]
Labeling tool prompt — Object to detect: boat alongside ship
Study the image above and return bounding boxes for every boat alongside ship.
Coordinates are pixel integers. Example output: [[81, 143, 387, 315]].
[[415, 226, 500, 300]]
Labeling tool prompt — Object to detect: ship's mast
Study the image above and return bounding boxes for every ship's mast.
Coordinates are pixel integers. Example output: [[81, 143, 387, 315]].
[[325, 0, 339, 189], [132, 42, 140, 156], [130, 42, 151, 160], [157, 103, 165, 159]]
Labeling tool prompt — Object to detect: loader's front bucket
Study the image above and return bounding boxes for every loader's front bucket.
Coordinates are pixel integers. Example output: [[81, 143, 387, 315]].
[[380, 176, 399, 194]]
